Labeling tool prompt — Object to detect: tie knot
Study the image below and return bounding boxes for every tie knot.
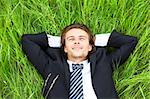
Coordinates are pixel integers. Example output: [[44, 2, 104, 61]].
[[72, 64, 83, 70]]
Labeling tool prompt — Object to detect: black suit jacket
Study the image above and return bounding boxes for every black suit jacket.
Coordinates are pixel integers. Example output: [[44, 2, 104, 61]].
[[21, 30, 138, 99]]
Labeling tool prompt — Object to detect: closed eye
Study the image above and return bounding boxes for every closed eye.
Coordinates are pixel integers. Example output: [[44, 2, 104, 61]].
[[79, 36, 87, 40], [79, 37, 85, 40], [67, 37, 75, 41]]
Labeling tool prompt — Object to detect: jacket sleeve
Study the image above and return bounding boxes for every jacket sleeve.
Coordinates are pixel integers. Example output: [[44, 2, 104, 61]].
[[21, 32, 52, 78], [107, 30, 138, 66]]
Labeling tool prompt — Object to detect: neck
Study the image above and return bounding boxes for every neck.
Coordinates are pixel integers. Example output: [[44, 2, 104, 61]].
[[68, 57, 87, 63]]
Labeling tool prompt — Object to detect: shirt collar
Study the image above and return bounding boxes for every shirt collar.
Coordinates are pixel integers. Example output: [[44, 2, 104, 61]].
[[67, 59, 89, 72]]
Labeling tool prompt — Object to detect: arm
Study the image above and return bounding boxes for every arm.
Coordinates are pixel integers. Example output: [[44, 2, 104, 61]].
[[21, 32, 51, 79], [107, 30, 138, 65]]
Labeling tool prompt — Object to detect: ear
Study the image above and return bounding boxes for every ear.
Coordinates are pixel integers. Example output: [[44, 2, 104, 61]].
[[88, 45, 92, 51], [64, 46, 68, 53]]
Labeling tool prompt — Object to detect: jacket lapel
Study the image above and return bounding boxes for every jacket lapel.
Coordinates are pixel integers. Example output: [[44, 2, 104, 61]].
[[61, 51, 70, 93], [89, 52, 96, 77]]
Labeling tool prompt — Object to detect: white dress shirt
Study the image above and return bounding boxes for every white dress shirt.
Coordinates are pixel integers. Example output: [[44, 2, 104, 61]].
[[67, 60, 97, 99]]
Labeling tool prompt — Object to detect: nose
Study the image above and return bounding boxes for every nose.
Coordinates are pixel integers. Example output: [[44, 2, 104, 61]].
[[74, 39, 80, 44]]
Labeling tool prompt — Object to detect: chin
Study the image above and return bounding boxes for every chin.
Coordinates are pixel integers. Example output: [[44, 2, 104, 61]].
[[72, 54, 81, 57], [73, 54, 87, 58], [73, 55, 82, 57]]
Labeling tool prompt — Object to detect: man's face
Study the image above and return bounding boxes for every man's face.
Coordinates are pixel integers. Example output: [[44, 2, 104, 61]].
[[64, 28, 92, 60]]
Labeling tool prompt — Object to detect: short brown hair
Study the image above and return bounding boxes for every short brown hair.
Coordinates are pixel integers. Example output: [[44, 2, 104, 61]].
[[61, 23, 95, 53]]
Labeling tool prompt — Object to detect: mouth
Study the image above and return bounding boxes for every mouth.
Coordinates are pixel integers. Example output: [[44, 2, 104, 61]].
[[72, 47, 82, 50]]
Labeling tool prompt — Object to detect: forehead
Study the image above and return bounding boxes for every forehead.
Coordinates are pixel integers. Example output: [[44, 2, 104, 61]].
[[65, 28, 89, 38]]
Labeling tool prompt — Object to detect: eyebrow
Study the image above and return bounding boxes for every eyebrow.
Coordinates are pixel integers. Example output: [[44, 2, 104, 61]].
[[79, 35, 87, 38]]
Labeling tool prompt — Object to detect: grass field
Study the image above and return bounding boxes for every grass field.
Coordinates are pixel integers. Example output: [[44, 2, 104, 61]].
[[0, 0, 150, 99]]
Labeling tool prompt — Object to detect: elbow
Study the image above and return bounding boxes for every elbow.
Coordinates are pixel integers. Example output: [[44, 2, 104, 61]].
[[132, 37, 138, 45], [21, 34, 25, 44], [22, 34, 28, 40], [21, 34, 29, 43], [131, 36, 138, 49], [21, 34, 30, 46]]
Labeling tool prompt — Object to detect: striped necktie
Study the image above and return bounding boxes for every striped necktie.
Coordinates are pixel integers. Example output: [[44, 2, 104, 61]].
[[69, 64, 84, 99]]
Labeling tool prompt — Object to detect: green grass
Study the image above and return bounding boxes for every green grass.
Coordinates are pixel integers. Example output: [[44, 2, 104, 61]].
[[0, 0, 150, 98]]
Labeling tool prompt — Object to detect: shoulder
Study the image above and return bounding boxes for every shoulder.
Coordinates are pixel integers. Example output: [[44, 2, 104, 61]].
[[95, 47, 106, 52], [46, 47, 61, 55], [92, 47, 107, 57], [45, 47, 66, 60]]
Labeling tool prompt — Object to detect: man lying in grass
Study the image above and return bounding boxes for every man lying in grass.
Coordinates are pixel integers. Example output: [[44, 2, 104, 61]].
[[21, 23, 138, 99]]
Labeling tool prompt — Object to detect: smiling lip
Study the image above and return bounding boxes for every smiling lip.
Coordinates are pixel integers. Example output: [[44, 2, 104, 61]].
[[72, 47, 82, 50]]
